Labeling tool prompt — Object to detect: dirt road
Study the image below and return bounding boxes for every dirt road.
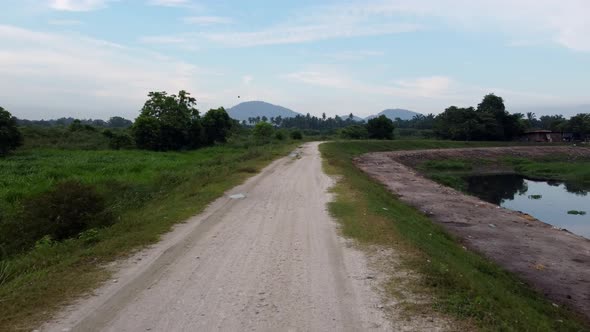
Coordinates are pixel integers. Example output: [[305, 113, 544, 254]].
[[43, 142, 390, 331]]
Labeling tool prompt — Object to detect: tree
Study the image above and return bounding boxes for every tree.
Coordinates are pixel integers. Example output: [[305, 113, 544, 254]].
[[132, 90, 201, 151], [434, 106, 482, 140], [253, 121, 274, 141], [539, 115, 566, 132], [68, 119, 84, 131], [526, 112, 538, 128], [290, 130, 303, 140], [201, 107, 233, 145], [0, 107, 23, 156], [366, 115, 395, 139], [133, 115, 161, 150], [475, 93, 523, 140], [434, 94, 524, 141], [107, 116, 133, 128], [566, 113, 590, 139]]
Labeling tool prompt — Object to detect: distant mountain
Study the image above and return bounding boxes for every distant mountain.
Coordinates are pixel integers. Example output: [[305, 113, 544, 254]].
[[366, 109, 422, 121], [338, 114, 365, 122], [228, 101, 301, 121]]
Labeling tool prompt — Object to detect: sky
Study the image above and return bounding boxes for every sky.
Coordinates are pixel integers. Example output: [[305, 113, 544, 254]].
[[0, 0, 589, 120]]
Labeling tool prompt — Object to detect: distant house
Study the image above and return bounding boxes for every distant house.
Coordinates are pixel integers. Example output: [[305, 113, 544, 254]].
[[520, 130, 563, 142]]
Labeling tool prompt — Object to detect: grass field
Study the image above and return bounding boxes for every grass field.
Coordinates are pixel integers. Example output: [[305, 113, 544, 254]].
[[320, 140, 588, 331], [0, 140, 298, 331]]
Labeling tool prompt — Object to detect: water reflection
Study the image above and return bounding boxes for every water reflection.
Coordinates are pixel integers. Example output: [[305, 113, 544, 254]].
[[465, 174, 590, 238]]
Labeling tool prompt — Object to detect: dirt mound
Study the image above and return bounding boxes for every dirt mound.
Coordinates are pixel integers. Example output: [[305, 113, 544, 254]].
[[355, 146, 590, 320], [391, 146, 590, 167]]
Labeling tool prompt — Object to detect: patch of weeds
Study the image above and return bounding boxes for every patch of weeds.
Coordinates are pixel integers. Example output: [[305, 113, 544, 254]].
[[238, 166, 258, 173], [422, 160, 473, 171], [567, 210, 587, 215], [528, 195, 543, 200], [429, 174, 465, 191]]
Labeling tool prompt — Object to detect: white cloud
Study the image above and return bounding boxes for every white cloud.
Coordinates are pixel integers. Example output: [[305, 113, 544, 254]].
[[48, 19, 83, 26], [147, 0, 197, 8], [49, 0, 110, 11], [324, 50, 384, 61], [138, 35, 189, 44], [201, 0, 590, 51], [205, 22, 420, 47], [284, 71, 352, 89], [284, 70, 454, 99], [242, 75, 253, 85], [394, 76, 453, 98], [0, 25, 213, 119], [332, 0, 590, 52], [183, 16, 233, 25]]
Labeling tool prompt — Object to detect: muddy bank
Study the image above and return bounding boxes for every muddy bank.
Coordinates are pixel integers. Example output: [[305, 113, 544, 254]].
[[390, 146, 590, 168], [354, 146, 590, 320]]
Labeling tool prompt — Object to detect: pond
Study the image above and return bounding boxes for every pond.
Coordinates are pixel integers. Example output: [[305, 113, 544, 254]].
[[465, 174, 590, 239]]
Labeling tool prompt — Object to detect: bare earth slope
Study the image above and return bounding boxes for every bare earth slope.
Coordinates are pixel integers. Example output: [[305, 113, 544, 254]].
[[43, 143, 390, 331], [355, 146, 590, 320]]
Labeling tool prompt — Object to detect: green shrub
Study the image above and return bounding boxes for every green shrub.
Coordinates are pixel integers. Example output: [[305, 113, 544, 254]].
[[290, 130, 303, 140], [103, 130, 134, 150], [21, 181, 113, 243], [366, 115, 395, 139], [253, 122, 274, 142], [274, 130, 286, 140], [340, 125, 368, 139]]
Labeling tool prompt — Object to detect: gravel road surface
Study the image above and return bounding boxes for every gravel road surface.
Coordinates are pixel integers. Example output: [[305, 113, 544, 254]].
[[44, 142, 390, 332]]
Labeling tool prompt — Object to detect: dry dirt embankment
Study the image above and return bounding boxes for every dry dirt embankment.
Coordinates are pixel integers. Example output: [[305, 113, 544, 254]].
[[355, 146, 590, 320]]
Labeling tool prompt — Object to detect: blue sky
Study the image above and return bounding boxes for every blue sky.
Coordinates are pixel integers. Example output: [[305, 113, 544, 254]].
[[1, 0, 589, 120]]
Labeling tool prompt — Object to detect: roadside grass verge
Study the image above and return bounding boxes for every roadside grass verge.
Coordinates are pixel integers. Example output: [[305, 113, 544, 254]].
[[0, 141, 298, 331], [320, 140, 588, 331]]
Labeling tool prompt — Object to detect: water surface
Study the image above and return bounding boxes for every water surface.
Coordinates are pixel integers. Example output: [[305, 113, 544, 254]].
[[465, 174, 590, 238]]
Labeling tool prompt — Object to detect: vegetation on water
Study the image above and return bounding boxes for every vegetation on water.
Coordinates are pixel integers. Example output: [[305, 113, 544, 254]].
[[567, 210, 587, 216], [320, 140, 588, 331]]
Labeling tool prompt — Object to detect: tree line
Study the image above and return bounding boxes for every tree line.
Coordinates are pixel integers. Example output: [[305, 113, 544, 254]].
[[391, 94, 589, 141], [3, 91, 589, 155], [0, 90, 303, 155], [16, 116, 133, 128]]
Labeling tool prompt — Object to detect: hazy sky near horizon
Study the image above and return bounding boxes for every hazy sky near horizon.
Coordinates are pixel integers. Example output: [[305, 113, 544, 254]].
[[1, 0, 589, 120]]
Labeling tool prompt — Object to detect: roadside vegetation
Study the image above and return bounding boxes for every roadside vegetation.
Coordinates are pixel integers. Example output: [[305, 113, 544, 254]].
[[0, 91, 304, 330], [320, 140, 588, 331]]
